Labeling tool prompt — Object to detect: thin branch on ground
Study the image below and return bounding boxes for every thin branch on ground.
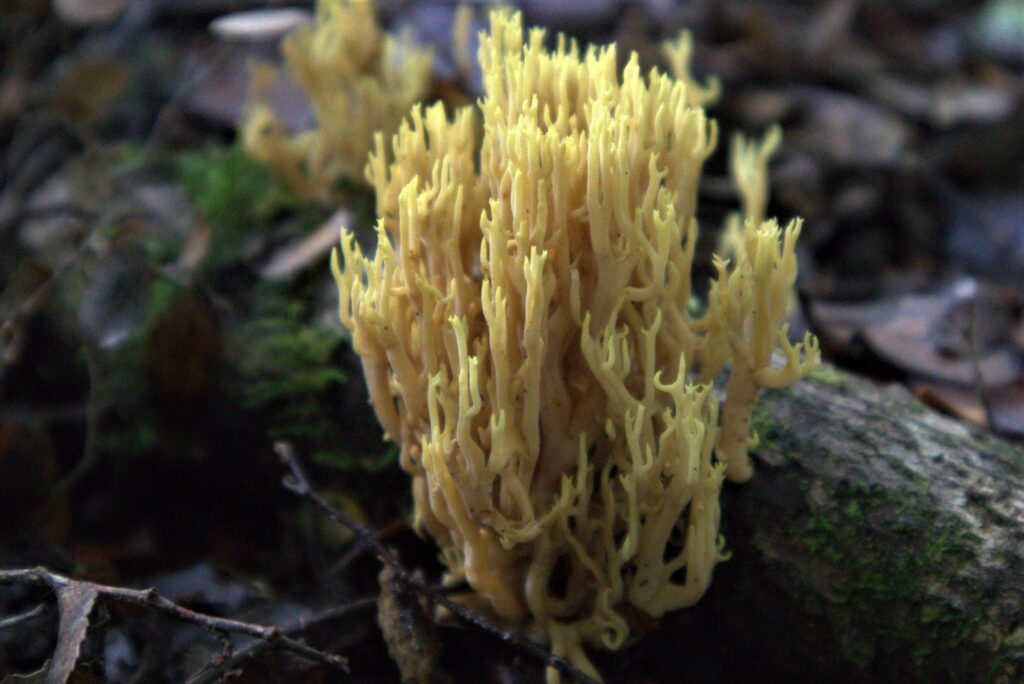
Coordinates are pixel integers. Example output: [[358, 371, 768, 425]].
[[138, 44, 232, 160], [275, 442, 601, 684], [330, 517, 407, 576], [46, 341, 102, 514], [0, 603, 46, 630], [964, 300, 998, 436], [0, 567, 348, 672], [189, 596, 377, 684]]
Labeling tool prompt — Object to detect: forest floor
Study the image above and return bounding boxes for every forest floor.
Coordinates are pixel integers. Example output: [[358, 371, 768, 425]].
[[1, 1, 1022, 682]]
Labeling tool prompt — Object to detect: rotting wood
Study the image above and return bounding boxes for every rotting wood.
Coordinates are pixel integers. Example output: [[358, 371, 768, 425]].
[[699, 364, 1024, 683]]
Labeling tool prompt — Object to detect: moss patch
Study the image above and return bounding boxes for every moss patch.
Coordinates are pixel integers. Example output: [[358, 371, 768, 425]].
[[809, 364, 849, 388], [749, 398, 798, 463], [800, 481, 986, 671], [235, 282, 395, 473], [177, 142, 324, 269]]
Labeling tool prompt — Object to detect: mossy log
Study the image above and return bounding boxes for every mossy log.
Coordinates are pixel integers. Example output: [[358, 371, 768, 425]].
[[694, 365, 1024, 683]]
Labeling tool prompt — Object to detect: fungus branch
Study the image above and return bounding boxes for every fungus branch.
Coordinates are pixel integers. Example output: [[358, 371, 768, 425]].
[[275, 442, 600, 684]]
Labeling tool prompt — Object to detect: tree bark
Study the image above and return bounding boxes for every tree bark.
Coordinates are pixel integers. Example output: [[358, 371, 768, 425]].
[[685, 365, 1024, 683]]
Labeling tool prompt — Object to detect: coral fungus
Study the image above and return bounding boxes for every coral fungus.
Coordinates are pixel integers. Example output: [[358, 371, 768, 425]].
[[333, 10, 818, 681], [243, 0, 432, 201]]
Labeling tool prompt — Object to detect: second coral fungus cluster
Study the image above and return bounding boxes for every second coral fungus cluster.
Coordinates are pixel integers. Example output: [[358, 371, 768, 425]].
[[243, 0, 432, 201], [333, 10, 819, 681]]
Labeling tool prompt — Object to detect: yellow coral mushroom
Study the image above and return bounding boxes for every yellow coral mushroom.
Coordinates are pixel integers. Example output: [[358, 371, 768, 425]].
[[661, 29, 721, 108], [718, 125, 782, 258], [242, 0, 432, 200], [332, 10, 818, 681]]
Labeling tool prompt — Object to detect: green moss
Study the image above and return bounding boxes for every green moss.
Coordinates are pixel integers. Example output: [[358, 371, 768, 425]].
[[749, 399, 794, 462], [1003, 627, 1024, 649], [240, 301, 346, 411], [177, 142, 324, 269], [809, 364, 849, 388], [906, 398, 928, 414], [313, 442, 399, 474], [96, 420, 160, 456], [239, 288, 343, 432], [799, 482, 986, 671], [237, 283, 394, 473], [973, 432, 1024, 477]]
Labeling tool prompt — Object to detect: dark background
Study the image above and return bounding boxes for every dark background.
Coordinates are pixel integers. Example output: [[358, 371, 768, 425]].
[[1, 1, 1022, 681]]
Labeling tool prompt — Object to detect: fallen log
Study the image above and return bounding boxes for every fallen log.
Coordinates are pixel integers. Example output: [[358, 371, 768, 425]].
[[690, 365, 1024, 683]]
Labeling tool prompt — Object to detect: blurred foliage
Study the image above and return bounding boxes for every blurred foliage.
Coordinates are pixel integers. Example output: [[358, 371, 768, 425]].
[[239, 288, 345, 435], [294, 492, 366, 551], [314, 441, 399, 474], [92, 277, 183, 458], [237, 282, 397, 473], [64, 139, 397, 475], [177, 142, 323, 269], [176, 138, 392, 472]]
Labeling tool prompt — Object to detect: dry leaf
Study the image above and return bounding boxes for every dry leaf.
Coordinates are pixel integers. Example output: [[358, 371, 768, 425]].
[[209, 9, 311, 42], [377, 564, 439, 684], [47, 583, 99, 684], [50, 59, 128, 129], [261, 210, 349, 280], [53, 0, 127, 26]]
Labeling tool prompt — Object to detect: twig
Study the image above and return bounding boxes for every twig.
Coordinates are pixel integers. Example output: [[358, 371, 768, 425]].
[[189, 597, 377, 684], [269, 598, 379, 637], [184, 628, 232, 684], [0, 603, 46, 630], [0, 202, 96, 234], [0, 567, 348, 672], [964, 300, 998, 435], [274, 442, 601, 684], [46, 341, 102, 513], [138, 44, 233, 159], [330, 517, 407, 576]]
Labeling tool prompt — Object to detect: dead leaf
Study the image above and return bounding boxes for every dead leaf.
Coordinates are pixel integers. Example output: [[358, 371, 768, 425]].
[[946, 192, 1024, 285], [788, 88, 908, 167], [914, 383, 989, 430], [804, 0, 859, 59], [145, 562, 250, 612], [730, 88, 794, 127], [932, 82, 1015, 127], [991, 383, 1024, 437], [78, 245, 151, 350], [862, 292, 1020, 387], [51, 58, 129, 129], [0, 261, 52, 366], [170, 222, 211, 277], [144, 289, 222, 402], [810, 296, 900, 353], [812, 280, 1023, 387], [181, 46, 312, 131], [915, 381, 1024, 438], [209, 9, 311, 42], [53, 0, 127, 26], [868, 75, 1016, 128], [261, 210, 350, 280], [378, 564, 439, 684], [47, 583, 99, 684]]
